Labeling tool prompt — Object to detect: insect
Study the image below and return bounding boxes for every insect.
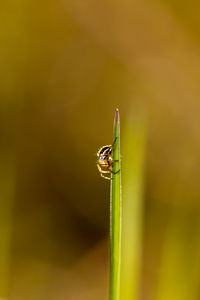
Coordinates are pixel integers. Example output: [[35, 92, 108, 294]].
[[97, 137, 120, 180]]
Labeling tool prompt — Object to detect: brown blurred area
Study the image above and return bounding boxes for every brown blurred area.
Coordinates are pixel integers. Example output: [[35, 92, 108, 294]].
[[0, 0, 200, 299]]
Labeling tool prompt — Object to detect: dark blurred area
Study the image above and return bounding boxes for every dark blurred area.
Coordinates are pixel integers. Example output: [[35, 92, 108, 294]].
[[0, 0, 200, 299]]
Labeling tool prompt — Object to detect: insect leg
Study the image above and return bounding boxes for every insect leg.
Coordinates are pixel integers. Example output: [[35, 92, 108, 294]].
[[97, 164, 110, 174], [97, 164, 111, 180], [111, 169, 120, 175], [100, 173, 111, 180], [112, 136, 118, 148], [108, 165, 120, 175]]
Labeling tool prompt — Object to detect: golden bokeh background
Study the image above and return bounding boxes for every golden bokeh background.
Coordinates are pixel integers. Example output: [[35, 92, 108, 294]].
[[0, 0, 200, 299]]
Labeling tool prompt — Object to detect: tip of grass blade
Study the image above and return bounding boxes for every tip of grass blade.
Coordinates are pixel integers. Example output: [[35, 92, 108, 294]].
[[115, 109, 119, 122], [114, 109, 119, 134]]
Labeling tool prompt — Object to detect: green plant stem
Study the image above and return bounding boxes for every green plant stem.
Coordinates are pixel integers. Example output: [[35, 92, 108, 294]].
[[110, 109, 122, 300]]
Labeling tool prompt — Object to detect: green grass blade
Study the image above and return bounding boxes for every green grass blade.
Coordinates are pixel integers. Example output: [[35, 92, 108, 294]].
[[110, 108, 122, 300], [120, 114, 146, 300]]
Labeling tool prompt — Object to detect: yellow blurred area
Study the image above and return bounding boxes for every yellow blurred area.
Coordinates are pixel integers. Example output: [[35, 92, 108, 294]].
[[0, 0, 200, 299]]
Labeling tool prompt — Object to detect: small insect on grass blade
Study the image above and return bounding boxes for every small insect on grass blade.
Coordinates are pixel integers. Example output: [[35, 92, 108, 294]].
[[110, 108, 122, 300]]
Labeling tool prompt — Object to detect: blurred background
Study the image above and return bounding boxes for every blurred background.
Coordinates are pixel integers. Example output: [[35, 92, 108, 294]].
[[0, 0, 200, 299]]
